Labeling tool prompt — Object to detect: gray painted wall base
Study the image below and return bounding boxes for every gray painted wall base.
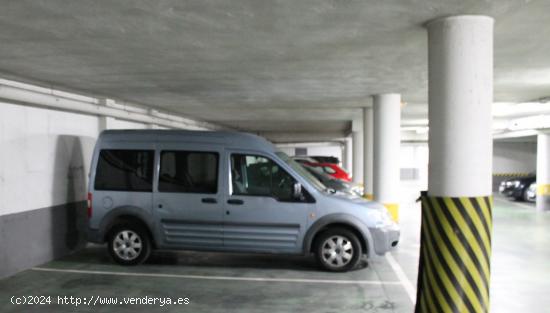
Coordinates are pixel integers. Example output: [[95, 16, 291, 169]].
[[0, 201, 88, 279]]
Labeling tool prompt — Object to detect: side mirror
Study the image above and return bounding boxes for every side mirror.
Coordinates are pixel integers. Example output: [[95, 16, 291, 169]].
[[293, 182, 303, 200]]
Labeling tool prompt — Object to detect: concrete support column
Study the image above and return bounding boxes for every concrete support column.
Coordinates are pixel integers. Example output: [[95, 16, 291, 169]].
[[373, 94, 401, 221], [363, 107, 374, 199], [343, 137, 353, 174], [351, 117, 364, 184], [98, 116, 115, 131], [351, 130, 363, 184], [427, 16, 493, 197], [416, 15, 494, 313], [536, 133, 550, 211]]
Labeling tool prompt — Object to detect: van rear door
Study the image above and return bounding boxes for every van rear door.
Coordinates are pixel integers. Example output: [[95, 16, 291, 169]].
[[90, 144, 155, 233]]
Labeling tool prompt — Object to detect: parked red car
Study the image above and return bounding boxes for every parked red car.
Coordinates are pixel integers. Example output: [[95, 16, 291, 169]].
[[293, 158, 351, 182]]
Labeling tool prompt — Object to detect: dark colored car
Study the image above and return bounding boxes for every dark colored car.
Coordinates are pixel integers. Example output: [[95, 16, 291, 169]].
[[310, 156, 340, 165], [498, 175, 536, 201]]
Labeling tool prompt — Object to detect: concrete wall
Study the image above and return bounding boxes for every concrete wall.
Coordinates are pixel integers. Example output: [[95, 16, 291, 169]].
[[493, 141, 536, 174], [307, 145, 343, 163], [276, 146, 295, 157], [400, 143, 429, 188], [276, 144, 343, 166], [0, 87, 221, 279], [277, 141, 535, 194], [492, 141, 537, 191], [0, 101, 98, 278], [0, 100, 155, 279], [398, 141, 536, 192], [0, 102, 99, 216]]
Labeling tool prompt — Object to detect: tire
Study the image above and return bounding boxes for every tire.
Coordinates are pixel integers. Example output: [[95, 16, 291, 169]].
[[522, 189, 531, 202], [513, 189, 524, 201], [107, 223, 151, 265], [314, 228, 362, 272]]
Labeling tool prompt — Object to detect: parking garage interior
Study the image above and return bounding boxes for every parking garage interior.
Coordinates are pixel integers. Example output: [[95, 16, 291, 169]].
[[1, 1, 550, 312]]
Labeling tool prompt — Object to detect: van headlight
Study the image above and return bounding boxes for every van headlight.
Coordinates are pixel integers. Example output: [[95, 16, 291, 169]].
[[367, 208, 394, 228]]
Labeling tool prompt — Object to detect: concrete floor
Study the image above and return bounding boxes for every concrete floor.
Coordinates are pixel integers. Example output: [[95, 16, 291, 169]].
[[0, 189, 548, 312]]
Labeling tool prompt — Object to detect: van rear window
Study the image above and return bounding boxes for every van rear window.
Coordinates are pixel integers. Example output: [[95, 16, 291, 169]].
[[95, 149, 154, 192]]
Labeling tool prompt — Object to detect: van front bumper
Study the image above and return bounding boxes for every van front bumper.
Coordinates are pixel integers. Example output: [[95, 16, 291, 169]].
[[369, 224, 400, 255]]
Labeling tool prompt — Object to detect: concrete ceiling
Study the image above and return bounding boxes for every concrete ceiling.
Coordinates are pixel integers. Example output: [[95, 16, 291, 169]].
[[1, 0, 550, 141]]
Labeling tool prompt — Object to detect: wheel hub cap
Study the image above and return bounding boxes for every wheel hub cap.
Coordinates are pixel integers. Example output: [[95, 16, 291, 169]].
[[113, 230, 142, 261], [321, 235, 354, 268]]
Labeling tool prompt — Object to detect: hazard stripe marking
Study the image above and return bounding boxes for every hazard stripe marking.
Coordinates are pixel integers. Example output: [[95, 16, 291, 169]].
[[415, 194, 492, 313]]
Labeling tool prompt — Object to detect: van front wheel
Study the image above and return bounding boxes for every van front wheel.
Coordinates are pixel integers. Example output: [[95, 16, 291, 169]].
[[107, 224, 151, 265], [314, 228, 362, 272]]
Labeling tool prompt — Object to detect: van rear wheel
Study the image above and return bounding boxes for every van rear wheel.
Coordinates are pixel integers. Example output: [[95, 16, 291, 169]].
[[314, 228, 361, 272], [107, 223, 151, 265]]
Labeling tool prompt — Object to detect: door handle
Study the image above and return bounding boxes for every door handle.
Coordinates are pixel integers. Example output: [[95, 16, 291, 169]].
[[227, 199, 244, 205], [201, 198, 217, 204]]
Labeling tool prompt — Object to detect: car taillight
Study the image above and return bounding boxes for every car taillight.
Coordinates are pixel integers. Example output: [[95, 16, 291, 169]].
[[87, 192, 92, 218]]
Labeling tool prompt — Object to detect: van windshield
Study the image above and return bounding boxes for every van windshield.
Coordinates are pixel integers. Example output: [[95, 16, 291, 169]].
[[275, 151, 327, 192]]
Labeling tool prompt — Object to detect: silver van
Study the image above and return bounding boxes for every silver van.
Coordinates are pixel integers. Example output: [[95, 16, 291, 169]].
[[87, 130, 399, 272]]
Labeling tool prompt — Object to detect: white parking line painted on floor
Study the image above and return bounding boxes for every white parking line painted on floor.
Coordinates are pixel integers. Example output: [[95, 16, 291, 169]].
[[385, 253, 416, 303], [31, 267, 403, 285], [494, 197, 535, 210]]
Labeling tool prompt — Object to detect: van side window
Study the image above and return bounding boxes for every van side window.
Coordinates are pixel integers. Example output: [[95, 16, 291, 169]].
[[231, 154, 296, 202], [95, 150, 154, 192], [159, 151, 218, 194]]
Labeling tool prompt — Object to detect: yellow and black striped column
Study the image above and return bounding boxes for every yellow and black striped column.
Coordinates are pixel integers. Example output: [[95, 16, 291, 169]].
[[415, 192, 493, 313], [421, 14, 494, 313]]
